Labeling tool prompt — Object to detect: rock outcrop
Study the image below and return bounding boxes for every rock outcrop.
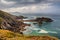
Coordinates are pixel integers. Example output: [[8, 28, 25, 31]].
[[0, 10, 30, 34], [19, 17, 53, 25], [35, 17, 53, 25], [36, 17, 53, 22], [16, 16, 27, 19]]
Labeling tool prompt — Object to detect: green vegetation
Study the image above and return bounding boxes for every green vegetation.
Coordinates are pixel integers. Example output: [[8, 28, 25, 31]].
[[0, 29, 58, 40], [0, 17, 4, 28], [0, 17, 3, 24], [0, 29, 23, 40]]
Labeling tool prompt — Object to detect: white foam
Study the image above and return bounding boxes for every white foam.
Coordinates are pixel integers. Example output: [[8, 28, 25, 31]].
[[23, 19, 30, 20], [48, 31, 57, 34], [23, 27, 33, 35], [38, 29, 48, 33], [32, 28, 40, 30], [23, 30, 32, 35], [38, 29, 57, 34], [24, 22, 30, 24]]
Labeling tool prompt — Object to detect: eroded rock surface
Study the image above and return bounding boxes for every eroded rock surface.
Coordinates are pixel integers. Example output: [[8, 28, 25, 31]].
[[0, 10, 30, 34]]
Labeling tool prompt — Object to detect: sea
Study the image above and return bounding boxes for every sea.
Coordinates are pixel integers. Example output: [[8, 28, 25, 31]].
[[19, 14, 60, 39]]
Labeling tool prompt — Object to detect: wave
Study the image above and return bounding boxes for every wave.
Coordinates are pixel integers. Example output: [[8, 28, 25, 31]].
[[48, 31, 57, 34], [38, 29, 48, 33], [38, 29, 57, 34], [24, 22, 31, 24]]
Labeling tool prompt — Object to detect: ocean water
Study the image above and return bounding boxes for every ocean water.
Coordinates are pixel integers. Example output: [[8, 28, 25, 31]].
[[22, 15, 60, 38]]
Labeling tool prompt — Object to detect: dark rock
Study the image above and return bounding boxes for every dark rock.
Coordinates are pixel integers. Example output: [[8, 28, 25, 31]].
[[16, 16, 28, 19], [0, 10, 30, 34], [33, 23, 37, 25], [35, 17, 53, 25]]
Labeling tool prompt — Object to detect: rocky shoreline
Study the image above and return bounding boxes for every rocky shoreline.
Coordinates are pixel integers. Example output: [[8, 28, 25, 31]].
[[0, 10, 59, 40], [0, 10, 53, 34], [18, 17, 53, 25], [0, 10, 30, 34]]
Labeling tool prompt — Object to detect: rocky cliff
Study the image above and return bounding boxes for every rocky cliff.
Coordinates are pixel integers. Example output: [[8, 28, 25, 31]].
[[0, 10, 29, 34]]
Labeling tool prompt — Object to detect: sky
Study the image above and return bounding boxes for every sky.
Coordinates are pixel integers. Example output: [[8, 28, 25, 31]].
[[0, 0, 60, 14]]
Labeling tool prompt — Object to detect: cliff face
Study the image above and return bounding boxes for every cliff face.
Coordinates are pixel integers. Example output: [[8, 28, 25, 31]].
[[0, 10, 18, 26], [0, 10, 28, 34]]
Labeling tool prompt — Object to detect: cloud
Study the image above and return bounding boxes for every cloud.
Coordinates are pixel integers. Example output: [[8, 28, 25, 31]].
[[5, 0, 60, 5], [1, 0, 16, 5], [2, 3, 52, 13], [4, 0, 44, 4], [0, 0, 60, 14]]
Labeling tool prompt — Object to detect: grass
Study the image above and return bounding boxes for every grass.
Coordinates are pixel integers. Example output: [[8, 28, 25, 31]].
[[0, 17, 3, 24], [0, 29, 59, 40]]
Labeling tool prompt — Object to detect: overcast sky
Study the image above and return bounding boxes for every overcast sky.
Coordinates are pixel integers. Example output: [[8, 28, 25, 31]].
[[0, 0, 60, 14]]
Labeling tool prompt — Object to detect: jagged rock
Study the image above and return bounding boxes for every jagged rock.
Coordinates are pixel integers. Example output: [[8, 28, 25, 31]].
[[16, 15, 27, 19], [36, 17, 53, 22], [35, 17, 53, 25], [0, 10, 30, 34]]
